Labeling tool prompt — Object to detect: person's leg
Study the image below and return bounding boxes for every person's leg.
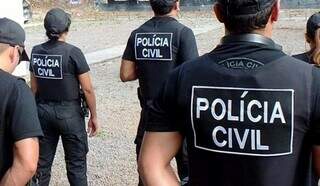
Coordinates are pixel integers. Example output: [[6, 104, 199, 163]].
[[34, 104, 60, 186], [135, 107, 146, 186], [61, 131, 88, 186], [136, 140, 144, 186], [57, 104, 88, 186]]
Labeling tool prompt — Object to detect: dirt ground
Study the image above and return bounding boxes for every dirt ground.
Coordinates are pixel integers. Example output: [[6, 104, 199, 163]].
[[23, 7, 319, 186]]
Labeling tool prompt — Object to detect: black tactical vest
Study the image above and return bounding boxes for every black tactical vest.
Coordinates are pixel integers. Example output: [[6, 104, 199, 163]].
[[182, 55, 316, 186], [30, 42, 80, 101], [134, 17, 188, 101]]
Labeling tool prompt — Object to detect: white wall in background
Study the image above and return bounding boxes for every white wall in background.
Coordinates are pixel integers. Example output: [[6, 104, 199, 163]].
[[0, 0, 24, 26]]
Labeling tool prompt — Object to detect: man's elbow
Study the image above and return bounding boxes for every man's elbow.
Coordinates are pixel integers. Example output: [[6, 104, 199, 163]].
[[18, 158, 38, 177], [120, 73, 128, 82], [82, 85, 94, 95], [25, 162, 38, 176], [120, 73, 136, 82]]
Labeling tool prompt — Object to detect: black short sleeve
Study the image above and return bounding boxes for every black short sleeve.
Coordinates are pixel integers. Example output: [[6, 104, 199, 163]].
[[177, 27, 199, 64], [310, 67, 320, 145], [122, 32, 136, 62], [146, 68, 182, 132], [70, 47, 90, 75], [9, 79, 43, 141]]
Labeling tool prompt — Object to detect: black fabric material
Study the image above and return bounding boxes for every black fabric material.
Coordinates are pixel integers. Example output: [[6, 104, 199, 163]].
[[310, 68, 320, 145], [35, 102, 88, 186], [29, 41, 90, 101], [0, 18, 26, 47], [293, 52, 314, 64], [44, 8, 71, 34], [146, 34, 320, 186], [221, 33, 282, 50], [0, 70, 43, 179]]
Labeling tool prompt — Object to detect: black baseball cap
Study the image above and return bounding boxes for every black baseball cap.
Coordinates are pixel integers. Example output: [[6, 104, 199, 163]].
[[307, 12, 320, 39], [217, 0, 276, 15], [44, 8, 71, 34], [0, 18, 29, 61]]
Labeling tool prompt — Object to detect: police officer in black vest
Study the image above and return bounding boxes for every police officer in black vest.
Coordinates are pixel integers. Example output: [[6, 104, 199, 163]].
[[139, 1, 320, 186], [120, 0, 199, 185], [0, 18, 43, 186], [293, 12, 320, 65], [29, 8, 99, 186]]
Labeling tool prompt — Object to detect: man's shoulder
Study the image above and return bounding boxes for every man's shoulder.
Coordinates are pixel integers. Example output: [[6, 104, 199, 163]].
[[0, 70, 24, 85], [11, 76, 29, 96], [0, 71, 27, 96]]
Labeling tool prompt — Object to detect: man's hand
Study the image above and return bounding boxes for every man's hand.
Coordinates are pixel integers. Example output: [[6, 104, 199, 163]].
[[87, 116, 99, 137]]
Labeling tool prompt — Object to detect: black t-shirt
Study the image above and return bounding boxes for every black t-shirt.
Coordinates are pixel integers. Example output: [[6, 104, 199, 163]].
[[146, 34, 320, 186], [0, 70, 43, 179], [29, 40, 90, 101], [293, 52, 314, 64], [122, 16, 199, 101]]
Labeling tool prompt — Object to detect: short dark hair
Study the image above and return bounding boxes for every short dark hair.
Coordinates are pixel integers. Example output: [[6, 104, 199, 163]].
[[218, 0, 276, 34], [150, 0, 176, 16]]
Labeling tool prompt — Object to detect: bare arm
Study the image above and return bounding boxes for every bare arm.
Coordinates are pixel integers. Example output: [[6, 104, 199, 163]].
[[139, 132, 183, 186], [313, 146, 320, 178], [30, 73, 37, 95], [78, 72, 99, 137], [0, 138, 39, 186], [120, 59, 138, 82]]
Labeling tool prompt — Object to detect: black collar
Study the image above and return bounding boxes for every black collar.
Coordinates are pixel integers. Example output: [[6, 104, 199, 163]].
[[220, 34, 282, 50], [151, 16, 177, 22]]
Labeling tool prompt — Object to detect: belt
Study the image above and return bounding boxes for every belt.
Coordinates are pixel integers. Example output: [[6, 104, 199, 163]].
[[37, 99, 80, 106]]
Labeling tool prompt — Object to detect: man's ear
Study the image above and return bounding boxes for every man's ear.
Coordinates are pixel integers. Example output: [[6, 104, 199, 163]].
[[9, 46, 19, 65], [8, 47, 15, 63], [270, 0, 280, 22], [213, 3, 224, 23], [174, 1, 180, 12], [175, 1, 180, 11]]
